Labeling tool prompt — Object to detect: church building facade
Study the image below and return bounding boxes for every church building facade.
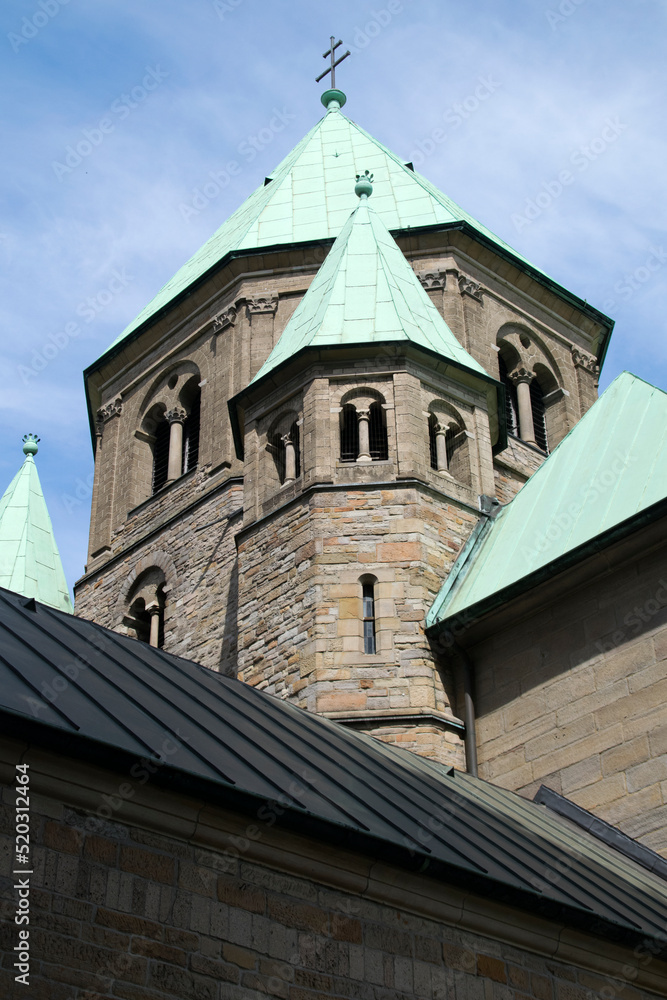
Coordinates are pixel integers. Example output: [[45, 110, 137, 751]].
[[72, 87, 665, 854]]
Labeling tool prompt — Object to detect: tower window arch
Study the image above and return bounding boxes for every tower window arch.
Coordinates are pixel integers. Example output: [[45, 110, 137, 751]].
[[338, 391, 388, 463], [124, 569, 166, 648]]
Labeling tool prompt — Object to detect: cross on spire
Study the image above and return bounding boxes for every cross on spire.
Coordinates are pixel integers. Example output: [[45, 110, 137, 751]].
[[316, 36, 350, 88]]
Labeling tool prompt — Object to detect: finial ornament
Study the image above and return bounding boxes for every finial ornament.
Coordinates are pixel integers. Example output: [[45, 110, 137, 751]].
[[355, 170, 374, 199], [22, 433, 40, 456]]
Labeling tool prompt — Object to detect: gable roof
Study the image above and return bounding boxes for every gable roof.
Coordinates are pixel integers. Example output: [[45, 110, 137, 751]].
[[427, 372, 667, 631], [0, 442, 72, 614], [3, 583, 667, 953], [95, 99, 545, 362]]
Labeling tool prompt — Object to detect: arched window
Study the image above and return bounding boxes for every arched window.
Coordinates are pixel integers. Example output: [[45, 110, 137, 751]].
[[339, 397, 387, 463], [362, 581, 376, 654], [498, 355, 519, 437], [368, 402, 388, 461], [340, 404, 359, 461], [124, 570, 166, 648], [152, 417, 170, 493], [268, 414, 300, 486]]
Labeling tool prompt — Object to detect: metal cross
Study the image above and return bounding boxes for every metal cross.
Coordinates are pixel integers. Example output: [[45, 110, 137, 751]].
[[316, 36, 350, 87]]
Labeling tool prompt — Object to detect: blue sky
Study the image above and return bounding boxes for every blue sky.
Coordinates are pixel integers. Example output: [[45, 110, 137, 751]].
[[1, 0, 665, 597]]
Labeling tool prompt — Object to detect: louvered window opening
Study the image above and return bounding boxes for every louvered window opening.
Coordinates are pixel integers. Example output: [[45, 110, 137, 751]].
[[290, 421, 301, 478], [340, 405, 359, 461], [428, 414, 437, 469], [369, 402, 388, 460], [530, 380, 549, 453], [362, 583, 376, 655], [498, 356, 519, 437], [271, 433, 286, 483], [446, 427, 459, 464], [182, 392, 201, 473], [152, 420, 170, 493]]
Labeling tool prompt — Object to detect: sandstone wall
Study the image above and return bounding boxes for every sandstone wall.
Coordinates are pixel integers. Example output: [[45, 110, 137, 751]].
[[1, 744, 662, 1000], [471, 535, 667, 856]]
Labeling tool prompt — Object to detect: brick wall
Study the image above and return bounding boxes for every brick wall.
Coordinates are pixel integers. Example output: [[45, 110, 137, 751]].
[[1, 778, 662, 1000], [471, 533, 667, 856]]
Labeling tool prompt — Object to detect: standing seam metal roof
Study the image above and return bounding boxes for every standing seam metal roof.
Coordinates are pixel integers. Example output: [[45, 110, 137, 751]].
[[2, 585, 667, 952], [427, 372, 667, 629]]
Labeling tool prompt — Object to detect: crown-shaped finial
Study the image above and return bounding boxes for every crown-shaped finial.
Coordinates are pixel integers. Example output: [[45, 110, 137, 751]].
[[22, 433, 40, 457], [354, 170, 374, 199]]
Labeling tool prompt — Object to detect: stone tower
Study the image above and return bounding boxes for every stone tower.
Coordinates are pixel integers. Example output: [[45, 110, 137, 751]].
[[74, 87, 612, 767]]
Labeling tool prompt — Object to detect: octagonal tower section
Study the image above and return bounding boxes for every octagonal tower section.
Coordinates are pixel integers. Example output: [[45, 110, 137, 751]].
[[230, 177, 504, 766]]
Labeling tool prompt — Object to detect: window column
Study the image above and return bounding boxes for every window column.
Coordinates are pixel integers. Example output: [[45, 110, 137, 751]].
[[357, 409, 372, 463], [147, 603, 162, 648], [434, 421, 449, 472], [282, 430, 296, 484], [165, 406, 187, 482], [509, 368, 537, 446]]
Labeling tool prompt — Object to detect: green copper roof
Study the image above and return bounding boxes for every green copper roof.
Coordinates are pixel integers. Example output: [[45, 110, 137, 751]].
[[427, 372, 667, 630], [101, 100, 538, 357], [249, 184, 489, 385], [0, 438, 73, 614]]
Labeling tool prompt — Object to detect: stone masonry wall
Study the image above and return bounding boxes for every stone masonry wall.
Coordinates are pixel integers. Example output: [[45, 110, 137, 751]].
[[471, 537, 667, 856], [75, 478, 243, 674], [1, 776, 661, 1000], [236, 484, 479, 767]]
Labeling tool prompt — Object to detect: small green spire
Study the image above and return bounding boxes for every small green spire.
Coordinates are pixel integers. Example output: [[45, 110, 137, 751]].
[[0, 436, 73, 613], [22, 433, 40, 457], [354, 170, 373, 200]]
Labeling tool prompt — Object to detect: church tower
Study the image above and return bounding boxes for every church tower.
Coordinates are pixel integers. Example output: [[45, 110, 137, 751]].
[[74, 82, 611, 766]]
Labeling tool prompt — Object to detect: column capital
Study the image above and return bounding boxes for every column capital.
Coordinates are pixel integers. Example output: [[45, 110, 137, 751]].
[[416, 270, 446, 291], [508, 366, 535, 387], [213, 306, 237, 331], [571, 346, 599, 374], [246, 293, 278, 315], [165, 406, 187, 425], [95, 397, 122, 438], [458, 274, 483, 302]]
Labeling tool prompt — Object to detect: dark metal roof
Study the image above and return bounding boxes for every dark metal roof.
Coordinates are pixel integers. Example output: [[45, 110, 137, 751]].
[[2, 584, 667, 953], [535, 785, 667, 881]]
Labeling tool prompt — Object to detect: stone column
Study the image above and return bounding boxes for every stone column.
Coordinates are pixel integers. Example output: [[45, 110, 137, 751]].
[[357, 409, 371, 462], [510, 369, 536, 446], [148, 605, 161, 648], [166, 406, 187, 482], [282, 432, 296, 484], [434, 422, 449, 472]]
